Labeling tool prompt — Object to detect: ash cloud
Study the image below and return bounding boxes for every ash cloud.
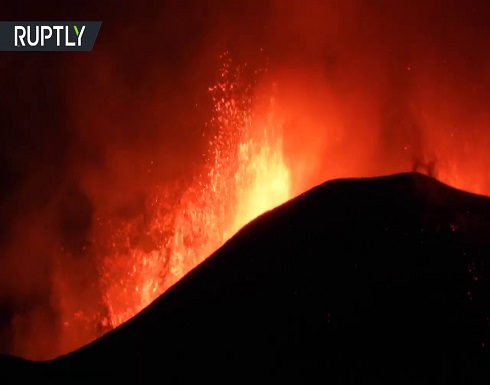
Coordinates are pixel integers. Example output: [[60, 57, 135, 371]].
[[1, 0, 490, 359]]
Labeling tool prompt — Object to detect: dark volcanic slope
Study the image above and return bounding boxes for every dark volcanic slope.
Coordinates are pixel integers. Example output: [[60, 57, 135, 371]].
[[3, 172, 490, 383]]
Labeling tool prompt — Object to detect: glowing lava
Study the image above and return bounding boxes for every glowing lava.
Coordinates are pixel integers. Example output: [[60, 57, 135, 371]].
[[97, 53, 291, 328]]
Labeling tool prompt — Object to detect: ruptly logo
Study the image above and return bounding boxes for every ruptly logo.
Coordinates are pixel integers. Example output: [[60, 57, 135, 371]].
[[0, 21, 102, 51]]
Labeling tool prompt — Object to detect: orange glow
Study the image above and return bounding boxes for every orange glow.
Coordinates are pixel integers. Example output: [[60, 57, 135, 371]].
[[12, 52, 490, 361], [4, 2, 490, 363], [51, 52, 490, 357]]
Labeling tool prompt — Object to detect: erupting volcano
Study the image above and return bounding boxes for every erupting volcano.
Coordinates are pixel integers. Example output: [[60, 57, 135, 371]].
[[34, 51, 295, 358], [2, 2, 490, 382]]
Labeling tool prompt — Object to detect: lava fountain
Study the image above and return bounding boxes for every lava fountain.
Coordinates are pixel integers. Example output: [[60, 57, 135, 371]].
[[92, 53, 291, 329]]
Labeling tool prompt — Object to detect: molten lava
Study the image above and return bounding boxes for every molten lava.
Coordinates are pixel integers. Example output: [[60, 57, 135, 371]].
[[89, 53, 292, 329]]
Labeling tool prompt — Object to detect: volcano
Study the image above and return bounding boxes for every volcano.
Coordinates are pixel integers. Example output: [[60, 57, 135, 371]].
[[1, 172, 490, 383]]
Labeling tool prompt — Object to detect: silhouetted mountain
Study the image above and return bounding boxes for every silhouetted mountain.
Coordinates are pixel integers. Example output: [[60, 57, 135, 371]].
[[2, 172, 490, 383]]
